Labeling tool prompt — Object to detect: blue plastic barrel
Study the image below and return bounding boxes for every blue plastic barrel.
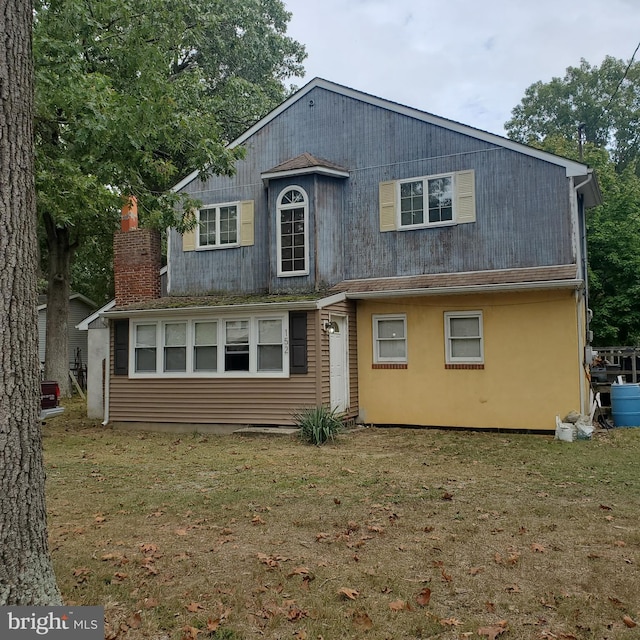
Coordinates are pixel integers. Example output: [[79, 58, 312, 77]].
[[611, 383, 640, 427]]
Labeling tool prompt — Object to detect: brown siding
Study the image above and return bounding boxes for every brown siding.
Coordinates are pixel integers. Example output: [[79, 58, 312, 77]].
[[319, 300, 359, 419], [108, 311, 321, 426]]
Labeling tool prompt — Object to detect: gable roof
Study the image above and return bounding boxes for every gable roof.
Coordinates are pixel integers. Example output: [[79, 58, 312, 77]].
[[38, 292, 98, 312], [172, 77, 600, 206]]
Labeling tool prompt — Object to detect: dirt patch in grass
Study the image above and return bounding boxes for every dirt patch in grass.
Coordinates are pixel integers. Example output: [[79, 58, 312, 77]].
[[43, 399, 640, 639]]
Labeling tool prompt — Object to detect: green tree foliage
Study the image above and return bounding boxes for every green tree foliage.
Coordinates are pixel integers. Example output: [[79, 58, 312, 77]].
[[33, 0, 305, 388], [505, 56, 640, 172], [506, 57, 640, 346]]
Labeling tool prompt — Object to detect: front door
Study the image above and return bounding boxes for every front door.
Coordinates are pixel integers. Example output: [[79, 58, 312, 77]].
[[329, 315, 349, 413]]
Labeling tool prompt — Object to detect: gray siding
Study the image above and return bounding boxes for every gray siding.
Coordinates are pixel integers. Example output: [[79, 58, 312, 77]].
[[170, 85, 576, 295], [38, 298, 96, 367]]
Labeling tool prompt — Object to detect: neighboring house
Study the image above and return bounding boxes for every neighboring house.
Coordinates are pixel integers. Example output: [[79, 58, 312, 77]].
[[102, 78, 601, 432], [38, 292, 97, 372]]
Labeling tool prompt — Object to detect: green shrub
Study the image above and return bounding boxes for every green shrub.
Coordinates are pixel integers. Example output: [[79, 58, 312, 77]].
[[294, 405, 344, 445]]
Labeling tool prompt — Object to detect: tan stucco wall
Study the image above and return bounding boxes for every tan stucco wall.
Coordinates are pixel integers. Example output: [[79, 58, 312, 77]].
[[356, 289, 585, 430]]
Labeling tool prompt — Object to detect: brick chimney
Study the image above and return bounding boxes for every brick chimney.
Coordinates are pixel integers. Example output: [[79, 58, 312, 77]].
[[114, 196, 161, 306]]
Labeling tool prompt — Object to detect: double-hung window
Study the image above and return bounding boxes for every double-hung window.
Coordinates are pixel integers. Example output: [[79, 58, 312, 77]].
[[194, 321, 217, 372], [197, 203, 239, 249], [373, 315, 407, 364], [257, 319, 284, 371], [164, 322, 187, 372], [134, 324, 157, 372], [445, 311, 484, 364], [277, 187, 309, 276]]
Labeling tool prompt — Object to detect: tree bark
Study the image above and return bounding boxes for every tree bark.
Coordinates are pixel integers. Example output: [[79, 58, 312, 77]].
[[0, 0, 62, 605], [43, 213, 73, 397]]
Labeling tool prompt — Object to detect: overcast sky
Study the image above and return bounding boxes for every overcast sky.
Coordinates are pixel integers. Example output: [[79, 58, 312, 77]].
[[283, 0, 640, 136]]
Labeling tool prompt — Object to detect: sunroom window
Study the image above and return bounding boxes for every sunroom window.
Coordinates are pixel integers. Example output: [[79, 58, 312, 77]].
[[130, 315, 289, 377], [194, 321, 217, 372], [163, 322, 187, 372], [135, 324, 157, 372]]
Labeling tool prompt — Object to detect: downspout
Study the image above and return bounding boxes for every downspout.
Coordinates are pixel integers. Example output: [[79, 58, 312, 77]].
[[102, 320, 111, 426], [573, 172, 593, 415]]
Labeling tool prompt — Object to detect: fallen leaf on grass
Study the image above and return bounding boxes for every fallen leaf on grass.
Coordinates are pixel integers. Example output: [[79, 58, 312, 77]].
[[252, 515, 266, 525], [439, 617, 463, 626], [181, 625, 201, 639], [389, 600, 412, 611], [530, 543, 546, 553], [415, 587, 431, 607], [175, 528, 188, 536], [608, 596, 625, 609], [623, 615, 637, 628], [599, 504, 612, 510], [351, 609, 373, 630], [126, 613, 141, 629], [142, 598, 158, 609], [287, 566, 310, 577], [441, 491, 454, 501], [112, 572, 128, 582], [469, 566, 485, 575], [342, 467, 356, 474], [478, 620, 508, 639], [186, 602, 204, 613], [440, 568, 452, 583], [287, 605, 307, 621], [339, 587, 359, 600]]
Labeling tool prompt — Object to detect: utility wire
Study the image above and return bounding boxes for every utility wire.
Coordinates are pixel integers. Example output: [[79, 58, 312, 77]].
[[603, 39, 640, 113]]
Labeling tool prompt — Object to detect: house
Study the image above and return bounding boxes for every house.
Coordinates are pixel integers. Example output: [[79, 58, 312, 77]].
[[38, 292, 97, 375], [102, 78, 601, 432]]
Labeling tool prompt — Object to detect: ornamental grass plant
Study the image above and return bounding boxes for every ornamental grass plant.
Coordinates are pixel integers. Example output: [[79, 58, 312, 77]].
[[294, 404, 345, 445]]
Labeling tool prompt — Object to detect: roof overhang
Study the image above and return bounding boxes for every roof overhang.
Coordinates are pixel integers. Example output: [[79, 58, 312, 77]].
[[261, 165, 350, 185], [101, 293, 347, 319], [342, 279, 583, 300]]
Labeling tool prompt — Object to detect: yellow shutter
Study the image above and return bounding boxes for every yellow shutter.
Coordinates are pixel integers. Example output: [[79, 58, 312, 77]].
[[240, 200, 254, 246], [456, 170, 476, 224], [379, 181, 397, 232], [182, 209, 197, 251]]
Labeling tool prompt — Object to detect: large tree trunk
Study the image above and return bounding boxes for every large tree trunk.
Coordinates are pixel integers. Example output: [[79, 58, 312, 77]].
[[43, 215, 73, 397], [0, 0, 62, 605]]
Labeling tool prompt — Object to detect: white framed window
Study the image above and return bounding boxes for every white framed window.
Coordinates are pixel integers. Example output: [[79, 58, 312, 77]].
[[194, 321, 217, 372], [444, 311, 484, 364], [163, 322, 187, 372], [373, 314, 407, 363], [130, 314, 288, 377], [399, 173, 454, 228], [277, 186, 309, 276], [134, 324, 157, 373], [197, 202, 239, 249], [257, 318, 284, 371]]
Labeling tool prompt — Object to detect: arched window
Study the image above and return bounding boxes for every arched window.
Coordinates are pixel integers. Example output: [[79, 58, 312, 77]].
[[277, 187, 309, 276]]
